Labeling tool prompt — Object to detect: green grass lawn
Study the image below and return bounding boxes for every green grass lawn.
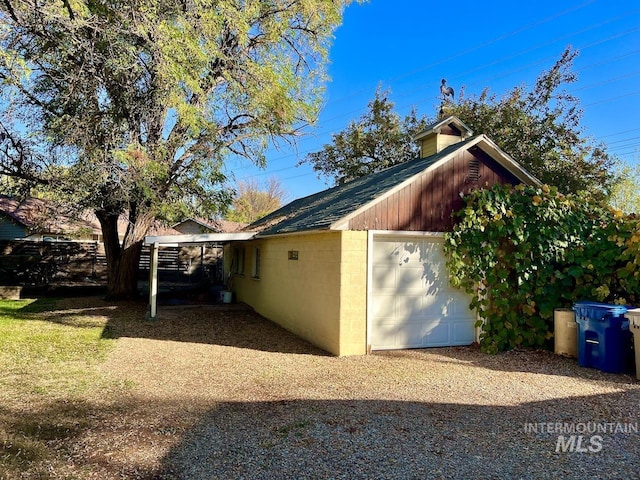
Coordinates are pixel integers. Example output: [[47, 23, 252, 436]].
[[0, 297, 122, 478], [0, 298, 115, 399]]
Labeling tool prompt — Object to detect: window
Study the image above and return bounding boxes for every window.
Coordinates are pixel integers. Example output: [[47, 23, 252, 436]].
[[252, 247, 261, 279], [232, 246, 245, 274]]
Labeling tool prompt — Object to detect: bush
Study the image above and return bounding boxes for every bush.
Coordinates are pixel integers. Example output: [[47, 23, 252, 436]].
[[444, 183, 639, 354]]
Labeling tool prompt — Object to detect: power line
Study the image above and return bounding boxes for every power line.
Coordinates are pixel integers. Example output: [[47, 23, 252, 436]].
[[251, 32, 640, 172], [607, 136, 640, 146], [584, 91, 640, 106], [600, 128, 640, 139], [309, 9, 640, 130], [230, 7, 640, 183]]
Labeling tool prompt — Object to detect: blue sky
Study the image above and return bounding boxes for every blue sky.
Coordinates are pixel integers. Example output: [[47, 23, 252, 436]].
[[226, 0, 640, 202]]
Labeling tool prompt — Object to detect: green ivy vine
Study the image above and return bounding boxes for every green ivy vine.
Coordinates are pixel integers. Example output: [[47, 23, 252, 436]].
[[443, 183, 640, 354]]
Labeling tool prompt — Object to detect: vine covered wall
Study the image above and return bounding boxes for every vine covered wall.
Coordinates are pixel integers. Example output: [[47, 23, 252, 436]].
[[444, 184, 640, 354]]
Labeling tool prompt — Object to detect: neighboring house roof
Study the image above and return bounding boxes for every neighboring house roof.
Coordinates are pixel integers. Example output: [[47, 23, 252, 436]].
[[247, 134, 540, 236], [0, 194, 186, 238], [171, 217, 248, 234], [0, 195, 100, 237], [172, 217, 217, 233]]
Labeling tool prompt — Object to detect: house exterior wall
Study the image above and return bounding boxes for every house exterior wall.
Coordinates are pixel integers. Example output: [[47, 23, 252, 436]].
[[348, 148, 519, 231], [173, 220, 214, 235], [0, 214, 28, 240], [226, 230, 368, 356]]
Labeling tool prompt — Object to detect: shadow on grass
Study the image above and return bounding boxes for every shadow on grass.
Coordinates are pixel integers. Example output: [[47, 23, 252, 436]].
[[0, 400, 94, 479], [3, 295, 329, 355]]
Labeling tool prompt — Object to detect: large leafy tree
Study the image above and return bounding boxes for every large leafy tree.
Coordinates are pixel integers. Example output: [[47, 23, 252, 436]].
[[307, 48, 617, 197], [303, 87, 430, 184], [0, 0, 352, 298], [609, 161, 640, 214], [226, 177, 287, 223], [447, 47, 617, 197]]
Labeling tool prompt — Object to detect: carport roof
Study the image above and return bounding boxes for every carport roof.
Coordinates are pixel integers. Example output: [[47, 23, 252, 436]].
[[144, 232, 255, 246]]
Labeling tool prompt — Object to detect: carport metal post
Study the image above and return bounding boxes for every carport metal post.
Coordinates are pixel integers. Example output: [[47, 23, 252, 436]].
[[148, 242, 159, 319]]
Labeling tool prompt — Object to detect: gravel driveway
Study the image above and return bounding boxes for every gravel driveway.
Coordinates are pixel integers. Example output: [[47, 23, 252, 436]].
[[93, 303, 640, 479]]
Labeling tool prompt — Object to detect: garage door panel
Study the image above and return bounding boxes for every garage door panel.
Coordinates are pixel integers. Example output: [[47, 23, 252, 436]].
[[398, 323, 427, 348], [397, 266, 425, 290], [445, 296, 472, 315], [453, 319, 477, 344], [372, 239, 403, 264], [422, 320, 450, 346], [370, 322, 398, 349], [371, 235, 476, 350], [372, 265, 396, 291], [424, 295, 449, 316], [395, 295, 424, 320], [371, 293, 395, 319]]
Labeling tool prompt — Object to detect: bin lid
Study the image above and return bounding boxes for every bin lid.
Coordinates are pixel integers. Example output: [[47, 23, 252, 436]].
[[573, 301, 628, 315]]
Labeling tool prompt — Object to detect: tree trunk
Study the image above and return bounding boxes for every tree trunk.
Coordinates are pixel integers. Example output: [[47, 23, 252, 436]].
[[105, 241, 143, 300], [96, 208, 153, 300]]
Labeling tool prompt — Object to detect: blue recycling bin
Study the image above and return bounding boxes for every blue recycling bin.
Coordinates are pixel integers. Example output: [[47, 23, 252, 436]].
[[573, 301, 633, 373]]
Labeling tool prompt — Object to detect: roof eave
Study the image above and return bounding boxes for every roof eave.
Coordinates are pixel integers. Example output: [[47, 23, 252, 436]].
[[412, 115, 474, 141], [475, 135, 541, 186]]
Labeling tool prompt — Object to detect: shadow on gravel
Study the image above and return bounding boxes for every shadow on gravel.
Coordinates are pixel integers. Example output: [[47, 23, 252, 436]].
[[102, 303, 330, 356], [153, 393, 640, 480], [3, 392, 639, 479], [377, 347, 638, 385]]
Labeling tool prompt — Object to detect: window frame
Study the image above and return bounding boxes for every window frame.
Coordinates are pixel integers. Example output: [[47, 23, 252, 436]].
[[252, 247, 261, 279]]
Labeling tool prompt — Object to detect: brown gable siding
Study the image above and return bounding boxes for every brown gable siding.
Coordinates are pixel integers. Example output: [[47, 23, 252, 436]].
[[348, 148, 520, 232]]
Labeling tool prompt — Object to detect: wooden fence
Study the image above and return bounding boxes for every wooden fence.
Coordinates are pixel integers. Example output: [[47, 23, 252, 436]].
[[0, 240, 223, 286]]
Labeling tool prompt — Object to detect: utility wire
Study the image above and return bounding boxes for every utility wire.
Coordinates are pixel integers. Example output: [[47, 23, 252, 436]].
[[229, 8, 640, 182]]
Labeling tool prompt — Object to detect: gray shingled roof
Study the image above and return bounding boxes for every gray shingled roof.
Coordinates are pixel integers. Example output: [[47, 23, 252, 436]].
[[247, 137, 479, 236]]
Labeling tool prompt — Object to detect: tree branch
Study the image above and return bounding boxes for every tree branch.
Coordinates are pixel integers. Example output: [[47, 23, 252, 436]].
[[60, 0, 75, 20]]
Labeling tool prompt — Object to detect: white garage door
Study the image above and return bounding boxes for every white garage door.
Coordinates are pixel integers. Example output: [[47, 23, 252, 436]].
[[370, 235, 476, 350]]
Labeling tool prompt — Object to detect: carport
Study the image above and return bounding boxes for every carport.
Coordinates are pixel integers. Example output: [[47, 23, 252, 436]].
[[144, 232, 255, 319]]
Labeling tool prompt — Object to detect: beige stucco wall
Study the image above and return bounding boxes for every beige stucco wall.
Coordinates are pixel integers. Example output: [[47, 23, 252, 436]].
[[225, 230, 368, 356]]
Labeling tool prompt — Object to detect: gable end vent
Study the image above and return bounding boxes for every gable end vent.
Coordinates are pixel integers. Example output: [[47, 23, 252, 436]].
[[467, 158, 480, 184]]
